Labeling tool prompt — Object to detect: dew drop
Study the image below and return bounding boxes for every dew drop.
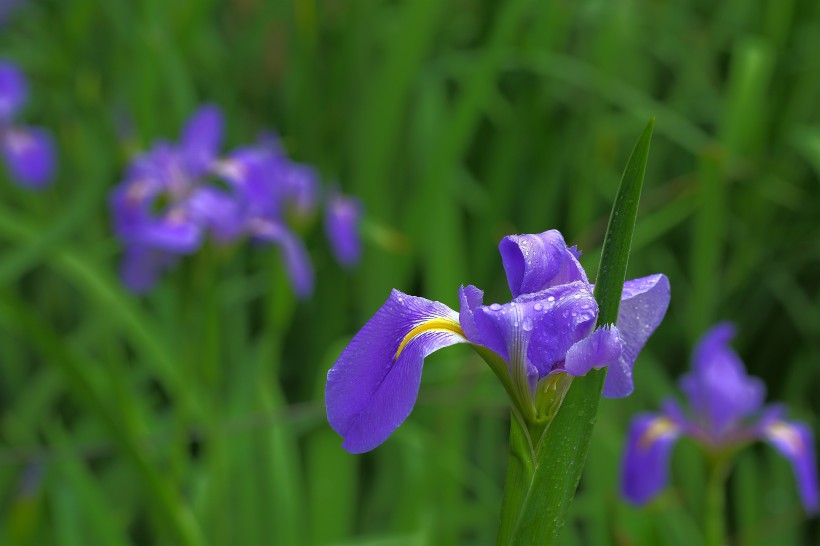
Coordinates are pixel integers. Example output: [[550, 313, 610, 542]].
[[533, 302, 543, 311], [522, 317, 534, 331], [547, 296, 555, 302], [490, 303, 502, 311]]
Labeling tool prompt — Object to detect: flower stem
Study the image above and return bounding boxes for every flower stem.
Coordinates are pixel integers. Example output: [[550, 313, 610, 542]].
[[705, 455, 731, 546]]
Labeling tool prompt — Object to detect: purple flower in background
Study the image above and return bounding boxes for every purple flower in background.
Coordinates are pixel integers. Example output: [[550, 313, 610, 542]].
[[621, 323, 819, 513], [325, 190, 362, 268], [213, 140, 316, 297], [325, 229, 670, 453], [0, 62, 55, 188], [110, 105, 238, 292]]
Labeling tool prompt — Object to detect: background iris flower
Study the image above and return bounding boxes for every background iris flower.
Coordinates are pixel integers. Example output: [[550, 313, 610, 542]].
[[326, 229, 670, 453], [0, 61, 55, 188], [111, 105, 363, 296], [621, 323, 819, 513]]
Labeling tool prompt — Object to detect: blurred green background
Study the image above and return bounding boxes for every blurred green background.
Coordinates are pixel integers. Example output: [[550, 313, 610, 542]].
[[1, 0, 819, 544]]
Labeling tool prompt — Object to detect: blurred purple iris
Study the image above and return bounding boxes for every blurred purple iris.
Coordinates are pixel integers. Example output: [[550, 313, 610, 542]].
[[111, 106, 315, 296], [0, 61, 55, 188], [324, 190, 362, 268], [325, 229, 670, 453], [621, 323, 819, 513]]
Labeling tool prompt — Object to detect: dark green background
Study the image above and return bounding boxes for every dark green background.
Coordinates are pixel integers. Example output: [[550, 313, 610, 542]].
[[0, 1, 818, 544]]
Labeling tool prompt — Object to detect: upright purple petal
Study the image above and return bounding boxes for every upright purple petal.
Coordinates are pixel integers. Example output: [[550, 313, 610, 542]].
[[680, 323, 765, 438], [180, 104, 223, 176], [325, 192, 363, 268], [279, 162, 319, 218], [762, 420, 819, 513], [621, 413, 681, 505], [0, 62, 27, 121], [251, 219, 314, 298], [1, 126, 55, 187], [607, 274, 671, 398], [499, 230, 588, 298], [325, 290, 468, 453]]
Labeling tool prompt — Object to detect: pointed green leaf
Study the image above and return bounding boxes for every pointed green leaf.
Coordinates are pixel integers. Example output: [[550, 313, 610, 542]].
[[497, 118, 655, 545]]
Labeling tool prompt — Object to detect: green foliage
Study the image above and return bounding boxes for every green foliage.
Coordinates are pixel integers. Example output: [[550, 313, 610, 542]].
[[0, 1, 818, 545]]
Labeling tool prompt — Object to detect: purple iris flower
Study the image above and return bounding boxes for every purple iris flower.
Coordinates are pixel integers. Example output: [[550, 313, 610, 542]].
[[621, 323, 819, 513], [325, 190, 362, 268], [0, 61, 55, 188], [212, 140, 316, 298], [111, 105, 243, 293], [325, 229, 670, 453]]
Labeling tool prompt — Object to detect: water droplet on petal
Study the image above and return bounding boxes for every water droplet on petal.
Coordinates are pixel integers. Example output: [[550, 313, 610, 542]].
[[522, 317, 534, 331], [490, 303, 502, 311], [533, 303, 543, 311], [547, 296, 555, 302]]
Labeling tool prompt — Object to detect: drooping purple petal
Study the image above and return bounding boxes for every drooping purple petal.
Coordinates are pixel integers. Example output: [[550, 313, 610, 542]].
[[0, 61, 27, 121], [606, 274, 671, 398], [1, 126, 55, 187], [325, 191, 362, 268], [326, 290, 467, 453], [680, 323, 765, 438], [251, 219, 314, 298], [564, 326, 624, 392], [462, 281, 598, 380], [761, 419, 819, 513], [180, 104, 223, 176], [621, 413, 681, 505], [499, 230, 589, 298], [120, 244, 178, 294]]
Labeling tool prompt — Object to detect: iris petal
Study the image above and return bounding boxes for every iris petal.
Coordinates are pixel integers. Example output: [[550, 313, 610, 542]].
[[325, 192, 363, 268], [252, 220, 315, 298], [2, 127, 55, 188], [325, 290, 467, 453], [762, 419, 819, 513], [181, 104, 223, 176], [564, 326, 624, 391], [680, 322, 765, 436], [621, 413, 681, 505], [499, 230, 588, 298], [0, 62, 27, 121], [608, 274, 670, 397]]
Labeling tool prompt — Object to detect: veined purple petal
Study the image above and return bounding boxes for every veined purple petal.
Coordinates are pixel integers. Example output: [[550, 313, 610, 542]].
[[461, 281, 598, 380], [2, 126, 55, 187], [621, 413, 681, 505], [680, 323, 765, 438], [326, 290, 468, 453], [499, 230, 589, 298], [564, 326, 624, 388], [762, 420, 819, 513], [251, 219, 314, 298], [120, 244, 178, 294], [325, 192, 362, 268], [606, 274, 671, 398], [0, 62, 27, 121], [181, 104, 223, 176]]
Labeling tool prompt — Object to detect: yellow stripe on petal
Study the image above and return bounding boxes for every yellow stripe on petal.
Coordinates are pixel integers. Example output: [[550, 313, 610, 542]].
[[395, 317, 465, 360], [639, 417, 677, 451]]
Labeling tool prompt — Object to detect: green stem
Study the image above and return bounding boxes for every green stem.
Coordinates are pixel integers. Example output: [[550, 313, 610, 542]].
[[705, 455, 731, 546]]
